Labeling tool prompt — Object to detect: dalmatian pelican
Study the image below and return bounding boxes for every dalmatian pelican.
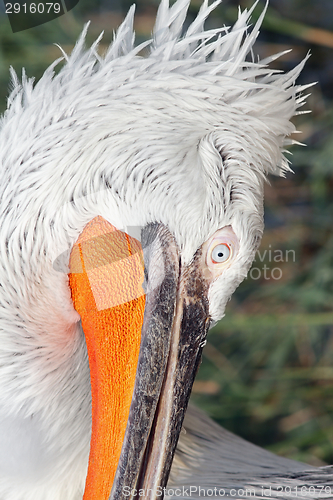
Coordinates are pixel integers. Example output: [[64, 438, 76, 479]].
[[1, 0, 331, 499]]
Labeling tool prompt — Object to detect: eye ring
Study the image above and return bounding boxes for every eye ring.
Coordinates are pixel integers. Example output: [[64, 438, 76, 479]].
[[210, 243, 232, 265], [203, 226, 239, 275]]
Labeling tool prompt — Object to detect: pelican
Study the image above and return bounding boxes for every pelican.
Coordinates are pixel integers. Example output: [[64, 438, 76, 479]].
[[1, 0, 331, 499]]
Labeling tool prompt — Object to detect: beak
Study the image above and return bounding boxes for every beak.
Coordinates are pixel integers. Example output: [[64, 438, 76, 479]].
[[111, 223, 211, 499], [69, 218, 210, 500]]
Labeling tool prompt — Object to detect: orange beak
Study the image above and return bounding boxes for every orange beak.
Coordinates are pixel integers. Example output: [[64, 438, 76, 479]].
[[69, 217, 210, 500]]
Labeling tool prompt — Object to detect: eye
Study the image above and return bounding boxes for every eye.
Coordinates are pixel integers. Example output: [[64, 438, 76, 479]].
[[211, 243, 231, 264], [204, 226, 239, 273]]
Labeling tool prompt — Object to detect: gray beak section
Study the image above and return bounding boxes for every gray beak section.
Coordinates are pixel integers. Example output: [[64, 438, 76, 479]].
[[110, 224, 211, 500]]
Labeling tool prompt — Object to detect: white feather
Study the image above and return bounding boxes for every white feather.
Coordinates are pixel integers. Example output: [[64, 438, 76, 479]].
[[0, 1, 309, 498]]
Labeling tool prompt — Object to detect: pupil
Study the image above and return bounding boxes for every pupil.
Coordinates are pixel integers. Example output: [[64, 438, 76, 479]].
[[218, 252, 223, 258]]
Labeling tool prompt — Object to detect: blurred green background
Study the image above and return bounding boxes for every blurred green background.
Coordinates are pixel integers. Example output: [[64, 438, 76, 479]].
[[0, 0, 332, 467]]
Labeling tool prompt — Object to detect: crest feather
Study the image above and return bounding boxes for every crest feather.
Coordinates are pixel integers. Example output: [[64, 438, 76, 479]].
[[3, 0, 310, 177]]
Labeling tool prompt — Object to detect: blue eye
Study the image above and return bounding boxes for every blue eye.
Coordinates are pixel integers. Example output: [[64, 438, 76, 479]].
[[211, 244, 231, 264]]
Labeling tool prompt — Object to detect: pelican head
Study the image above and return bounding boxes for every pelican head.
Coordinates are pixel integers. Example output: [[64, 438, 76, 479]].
[[0, 0, 308, 499]]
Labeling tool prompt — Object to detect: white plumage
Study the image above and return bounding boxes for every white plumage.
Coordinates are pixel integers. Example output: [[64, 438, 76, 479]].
[[0, 1, 312, 499]]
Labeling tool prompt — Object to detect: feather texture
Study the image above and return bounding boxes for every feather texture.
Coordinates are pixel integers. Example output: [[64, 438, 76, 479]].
[[0, 2, 310, 499]]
